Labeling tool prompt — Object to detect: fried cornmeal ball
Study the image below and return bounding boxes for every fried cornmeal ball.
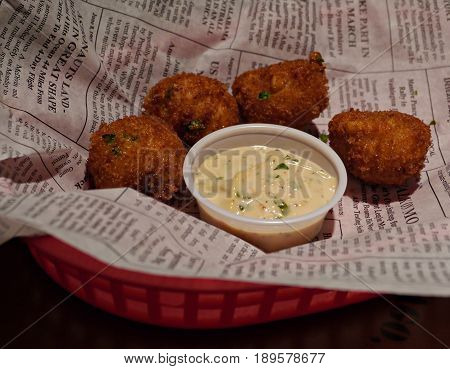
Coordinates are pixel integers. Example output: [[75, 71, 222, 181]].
[[329, 109, 431, 185], [231, 51, 328, 127], [87, 115, 186, 201], [142, 73, 239, 146]]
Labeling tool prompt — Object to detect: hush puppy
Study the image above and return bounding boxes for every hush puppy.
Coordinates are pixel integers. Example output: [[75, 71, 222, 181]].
[[142, 73, 239, 146], [231, 51, 328, 127], [87, 115, 186, 201], [329, 109, 431, 185]]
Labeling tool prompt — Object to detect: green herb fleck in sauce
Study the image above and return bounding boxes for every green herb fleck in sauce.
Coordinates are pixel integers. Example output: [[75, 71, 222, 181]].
[[274, 199, 289, 216], [285, 154, 299, 163], [274, 163, 289, 170]]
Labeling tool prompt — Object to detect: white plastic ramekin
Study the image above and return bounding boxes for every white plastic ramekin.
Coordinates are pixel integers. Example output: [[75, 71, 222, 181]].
[[183, 124, 347, 252]]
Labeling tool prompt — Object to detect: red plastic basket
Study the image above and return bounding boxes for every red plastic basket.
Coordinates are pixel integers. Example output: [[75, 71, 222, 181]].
[[25, 236, 374, 329]]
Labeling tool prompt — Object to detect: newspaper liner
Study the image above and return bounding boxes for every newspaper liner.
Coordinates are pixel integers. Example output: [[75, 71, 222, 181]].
[[1, 0, 450, 296]]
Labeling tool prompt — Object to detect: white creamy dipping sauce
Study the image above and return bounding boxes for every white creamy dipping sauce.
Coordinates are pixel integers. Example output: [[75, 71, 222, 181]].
[[194, 146, 337, 220]]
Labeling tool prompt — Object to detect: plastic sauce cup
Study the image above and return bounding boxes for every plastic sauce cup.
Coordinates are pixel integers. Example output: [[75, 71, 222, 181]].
[[183, 124, 347, 252]]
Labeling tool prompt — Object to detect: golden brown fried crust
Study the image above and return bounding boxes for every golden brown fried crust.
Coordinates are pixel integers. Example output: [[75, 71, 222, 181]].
[[231, 52, 329, 127], [329, 109, 431, 185], [142, 73, 239, 146], [86, 115, 186, 201]]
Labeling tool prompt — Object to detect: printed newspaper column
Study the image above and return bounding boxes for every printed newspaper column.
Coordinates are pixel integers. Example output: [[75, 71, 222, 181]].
[[0, 106, 89, 192], [115, 189, 264, 264], [0, 0, 101, 141], [87, 0, 243, 49], [221, 220, 450, 295], [232, 0, 392, 72], [387, 0, 450, 70], [0, 1, 103, 191], [427, 165, 450, 218], [425, 65, 450, 220], [426, 66, 450, 161], [77, 7, 240, 148]]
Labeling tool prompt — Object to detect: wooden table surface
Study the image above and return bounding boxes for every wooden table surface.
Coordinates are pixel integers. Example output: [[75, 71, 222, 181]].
[[1, 239, 449, 349]]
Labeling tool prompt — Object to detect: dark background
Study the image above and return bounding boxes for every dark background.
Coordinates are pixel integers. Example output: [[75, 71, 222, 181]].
[[1, 239, 448, 349]]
